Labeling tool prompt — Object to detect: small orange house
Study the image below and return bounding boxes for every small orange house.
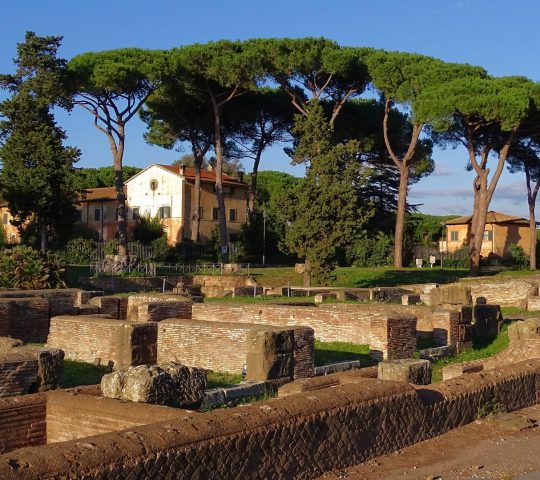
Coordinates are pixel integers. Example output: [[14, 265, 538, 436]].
[[440, 211, 532, 259]]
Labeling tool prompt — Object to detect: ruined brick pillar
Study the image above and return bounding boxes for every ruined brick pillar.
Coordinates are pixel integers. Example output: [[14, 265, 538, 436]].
[[369, 315, 416, 361]]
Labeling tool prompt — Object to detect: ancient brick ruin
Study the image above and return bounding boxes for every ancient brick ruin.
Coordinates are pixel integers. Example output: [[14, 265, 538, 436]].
[[0, 275, 537, 479]]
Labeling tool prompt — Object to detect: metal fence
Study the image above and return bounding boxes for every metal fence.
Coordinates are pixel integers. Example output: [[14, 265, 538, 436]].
[[156, 263, 251, 276], [90, 262, 157, 276]]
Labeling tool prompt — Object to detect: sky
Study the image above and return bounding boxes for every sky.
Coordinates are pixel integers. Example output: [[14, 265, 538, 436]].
[[1, 0, 539, 217]]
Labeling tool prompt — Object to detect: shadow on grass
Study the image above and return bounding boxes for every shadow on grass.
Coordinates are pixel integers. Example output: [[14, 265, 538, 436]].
[[62, 360, 109, 388]]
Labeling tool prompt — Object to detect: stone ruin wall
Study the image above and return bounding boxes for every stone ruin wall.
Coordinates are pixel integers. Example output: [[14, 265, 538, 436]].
[[46, 389, 190, 444], [192, 303, 437, 344], [0, 359, 538, 479], [0, 393, 46, 454], [47, 316, 157, 369], [463, 278, 539, 307], [157, 319, 314, 380]]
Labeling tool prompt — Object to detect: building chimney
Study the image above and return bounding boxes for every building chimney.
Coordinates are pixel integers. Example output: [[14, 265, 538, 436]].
[[238, 171, 244, 183], [179, 165, 186, 176], [207, 164, 214, 172]]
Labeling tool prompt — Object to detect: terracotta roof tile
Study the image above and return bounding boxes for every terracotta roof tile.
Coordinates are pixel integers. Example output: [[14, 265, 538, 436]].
[[445, 211, 529, 225], [79, 187, 125, 202], [159, 165, 247, 186]]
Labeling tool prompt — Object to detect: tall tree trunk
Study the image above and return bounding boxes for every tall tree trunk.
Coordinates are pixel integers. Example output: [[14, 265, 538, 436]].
[[248, 146, 264, 219], [40, 223, 47, 252], [303, 258, 311, 287], [382, 98, 422, 269], [108, 123, 128, 258], [525, 166, 540, 271], [467, 133, 515, 276], [529, 198, 537, 271], [212, 102, 229, 263], [393, 165, 409, 268], [469, 184, 489, 277], [190, 160, 202, 243]]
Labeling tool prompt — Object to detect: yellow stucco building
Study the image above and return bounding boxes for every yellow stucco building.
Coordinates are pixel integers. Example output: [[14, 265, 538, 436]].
[[77, 164, 248, 244], [440, 211, 532, 259]]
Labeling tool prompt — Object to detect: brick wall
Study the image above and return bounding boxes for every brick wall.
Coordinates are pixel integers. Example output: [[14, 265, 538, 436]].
[[126, 293, 192, 321], [369, 315, 417, 360], [47, 316, 157, 369], [0, 353, 38, 397], [157, 319, 314, 379], [46, 390, 189, 444], [137, 301, 193, 322], [0, 360, 539, 479], [0, 393, 46, 454], [0, 298, 50, 343], [193, 303, 435, 344]]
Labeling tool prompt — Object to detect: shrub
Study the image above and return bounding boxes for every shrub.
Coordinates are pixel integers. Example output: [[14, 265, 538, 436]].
[[442, 247, 469, 269], [151, 236, 169, 261], [132, 215, 165, 245], [57, 237, 97, 265], [347, 232, 394, 267], [0, 246, 65, 289], [66, 223, 99, 241], [103, 239, 119, 256], [504, 244, 529, 270]]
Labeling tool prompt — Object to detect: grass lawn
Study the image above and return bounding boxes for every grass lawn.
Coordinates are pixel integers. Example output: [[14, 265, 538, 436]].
[[430, 322, 512, 382], [206, 371, 242, 388], [62, 360, 109, 388], [314, 340, 373, 367]]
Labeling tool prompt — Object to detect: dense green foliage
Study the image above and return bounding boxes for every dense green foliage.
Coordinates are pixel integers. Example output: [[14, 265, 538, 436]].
[[0, 246, 65, 289], [74, 166, 142, 189], [283, 103, 373, 284], [132, 214, 165, 245], [0, 33, 80, 250]]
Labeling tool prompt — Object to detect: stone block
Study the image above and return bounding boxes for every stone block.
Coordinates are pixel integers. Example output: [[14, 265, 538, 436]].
[[101, 362, 207, 407], [527, 296, 540, 312], [35, 348, 64, 391], [473, 304, 503, 338], [77, 304, 100, 315], [137, 301, 192, 322], [314, 293, 337, 303], [378, 358, 432, 385], [508, 318, 540, 341], [427, 284, 472, 307], [126, 294, 192, 321], [245, 330, 294, 382], [442, 360, 483, 380], [369, 315, 417, 361], [402, 294, 421, 306]]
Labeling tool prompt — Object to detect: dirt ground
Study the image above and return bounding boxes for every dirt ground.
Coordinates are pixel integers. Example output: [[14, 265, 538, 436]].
[[318, 404, 540, 480]]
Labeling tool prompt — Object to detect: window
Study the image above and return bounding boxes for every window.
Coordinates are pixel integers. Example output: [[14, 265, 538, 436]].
[[149, 179, 158, 191], [94, 208, 101, 222], [2, 213, 8, 225], [229, 209, 237, 222], [450, 231, 459, 242], [212, 208, 219, 221], [230, 233, 239, 243], [159, 206, 171, 219], [230, 186, 236, 196], [132, 207, 140, 221], [483, 230, 493, 241]]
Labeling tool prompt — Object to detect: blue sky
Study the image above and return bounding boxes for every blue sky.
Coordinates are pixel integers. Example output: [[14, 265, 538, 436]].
[[1, 0, 539, 217]]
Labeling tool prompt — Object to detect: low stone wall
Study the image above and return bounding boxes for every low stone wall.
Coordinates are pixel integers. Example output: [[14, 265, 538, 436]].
[[46, 390, 190, 444], [465, 278, 539, 307], [0, 297, 50, 343], [193, 303, 435, 344], [47, 316, 157, 369], [126, 293, 192, 321], [79, 276, 187, 293], [0, 360, 539, 479], [157, 319, 314, 380], [0, 289, 90, 316], [0, 393, 46, 454], [0, 348, 63, 397]]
